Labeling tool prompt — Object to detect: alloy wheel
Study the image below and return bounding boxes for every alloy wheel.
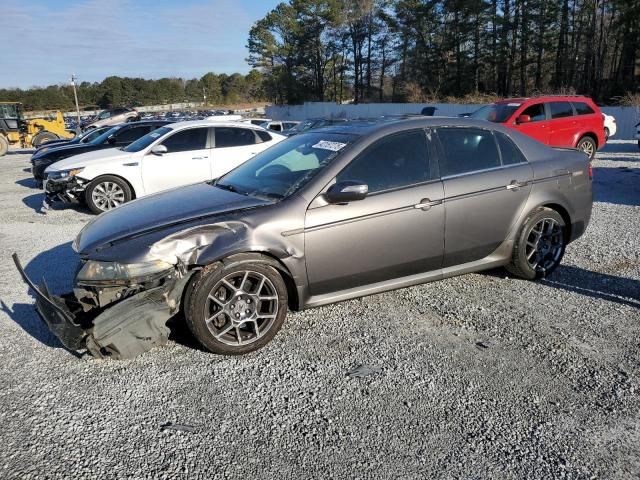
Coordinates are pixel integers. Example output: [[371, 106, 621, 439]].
[[525, 217, 564, 273], [579, 140, 595, 158], [91, 181, 125, 211], [204, 270, 279, 346]]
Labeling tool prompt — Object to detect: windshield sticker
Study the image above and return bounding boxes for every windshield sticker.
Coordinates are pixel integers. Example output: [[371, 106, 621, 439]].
[[149, 132, 162, 138], [507, 103, 521, 107], [312, 140, 347, 152]]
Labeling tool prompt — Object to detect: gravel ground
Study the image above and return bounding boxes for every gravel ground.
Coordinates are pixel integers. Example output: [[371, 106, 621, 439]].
[[0, 142, 639, 479]]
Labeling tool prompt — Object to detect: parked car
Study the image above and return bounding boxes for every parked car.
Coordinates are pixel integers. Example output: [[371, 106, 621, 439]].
[[44, 121, 285, 213], [31, 121, 171, 184], [603, 113, 616, 140], [258, 120, 300, 132], [239, 118, 272, 126], [84, 107, 139, 130], [284, 118, 347, 136], [16, 117, 593, 359], [33, 126, 113, 155], [470, 96, 605, 159]]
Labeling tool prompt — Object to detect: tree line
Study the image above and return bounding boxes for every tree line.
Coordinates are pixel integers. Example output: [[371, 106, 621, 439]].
[[248, 0, 639, 104], [0, 71, 268, 112]]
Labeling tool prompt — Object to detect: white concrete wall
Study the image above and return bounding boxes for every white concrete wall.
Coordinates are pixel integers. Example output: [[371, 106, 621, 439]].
[[266, 102, 640, 140]]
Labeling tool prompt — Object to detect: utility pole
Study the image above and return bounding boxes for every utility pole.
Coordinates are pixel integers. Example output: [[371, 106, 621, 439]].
[[202, 86, 207, 106], [70, 74, 82, 134]]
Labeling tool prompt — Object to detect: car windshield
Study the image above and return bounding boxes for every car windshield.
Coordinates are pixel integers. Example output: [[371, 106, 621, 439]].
[[290, 120, 318, 133], [81, 128, 107, 142], [471, 104, 520, 123], [123, 126, 172, 152], [89, 125, 123, 145], [215, 132, 357, 200]]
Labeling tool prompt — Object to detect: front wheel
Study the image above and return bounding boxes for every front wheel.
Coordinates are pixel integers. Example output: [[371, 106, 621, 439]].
[[506, 207, 566, 280], [84, 175, 132, 214], [576, 136, 597, 160], [185, 262, 288, 355], [32, 131, 58, 148]]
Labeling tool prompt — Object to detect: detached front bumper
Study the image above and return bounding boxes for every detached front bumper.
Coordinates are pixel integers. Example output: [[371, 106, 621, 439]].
[[13, 253, 193, 359], [44, 176, 88, 205]]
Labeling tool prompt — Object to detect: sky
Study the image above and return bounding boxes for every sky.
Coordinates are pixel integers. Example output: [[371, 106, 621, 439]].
[[0, 0, 281, 89]]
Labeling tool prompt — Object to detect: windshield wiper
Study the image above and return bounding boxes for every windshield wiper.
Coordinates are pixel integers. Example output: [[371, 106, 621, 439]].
[[215, 182, 248, 196]]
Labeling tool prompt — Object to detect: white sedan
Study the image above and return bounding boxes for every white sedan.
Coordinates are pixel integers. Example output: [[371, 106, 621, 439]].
[[603, 113, 616, 139], [44, 121, 285, 213]]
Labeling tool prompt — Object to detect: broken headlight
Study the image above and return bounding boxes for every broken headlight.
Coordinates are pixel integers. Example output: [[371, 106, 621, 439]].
[[76, 260, 173, 284], [47, 168, 84, 180]]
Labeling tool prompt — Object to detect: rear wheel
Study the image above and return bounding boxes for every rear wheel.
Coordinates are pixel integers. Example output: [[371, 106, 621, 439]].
[[506, 207, 566, 280], [32, 131, 58, 148], [576, 136, 596, 160], [0, 135, 8, 156], [84, 175, 132, 214], [185, 261, 288, 355], [604, 127, 610, 140]]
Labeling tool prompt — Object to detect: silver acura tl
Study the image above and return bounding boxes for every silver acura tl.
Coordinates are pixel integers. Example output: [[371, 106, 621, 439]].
[[15, 117, 593, 359]]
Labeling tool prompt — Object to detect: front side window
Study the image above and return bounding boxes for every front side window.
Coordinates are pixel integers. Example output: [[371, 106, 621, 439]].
[[495, 132, 527, 165], [436, 128, 501, 177], [161, 128, 208, 152], [215, 127, 257, 148], [521, 103, 546, 122], [216, 132, 356, 200], [573, 102, 595, 115], [115, 126, 151, 143], [123, 126, 171, 152], [97, 111, 112, 120], [336, 130, 432, 193], [549, 102, 574, 119]]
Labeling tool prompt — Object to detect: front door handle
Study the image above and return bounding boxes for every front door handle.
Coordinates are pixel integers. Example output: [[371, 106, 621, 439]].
[[506, 180, 527, 191], [414, 198, 442, 211], [191, 156, 207, 160]]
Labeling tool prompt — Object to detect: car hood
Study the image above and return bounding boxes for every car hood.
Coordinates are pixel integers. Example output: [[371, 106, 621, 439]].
[[74, 182, 272, 255], [46, 148, 131, 172], [32, 142, 111, 162]]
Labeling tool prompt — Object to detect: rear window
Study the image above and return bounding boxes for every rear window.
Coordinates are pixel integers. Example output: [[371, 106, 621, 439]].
[[215, 127, 258, 148], [256, 130, 272, 143], [573, 102, 595, 115], [549, 102, 574, 119]]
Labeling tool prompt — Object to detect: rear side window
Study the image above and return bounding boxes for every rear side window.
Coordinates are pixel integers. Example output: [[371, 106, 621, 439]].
[[115, 126, 150, 143], [161, 128, 207, 152], [573, 102, 595, 115], [336, 129, 432, 193], [436, 128, 501, 177], [215, 127, 258, 148], [256, 130, 272, 143], [495, 132, 527, 165], [549, 102, 574, 119], [521, 103, 546, 122]]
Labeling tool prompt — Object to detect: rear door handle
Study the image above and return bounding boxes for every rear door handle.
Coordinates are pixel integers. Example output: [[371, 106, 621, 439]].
[[506, 180, 527, 191], [192, 156, 207, 160], [414, 198, 442, 211]]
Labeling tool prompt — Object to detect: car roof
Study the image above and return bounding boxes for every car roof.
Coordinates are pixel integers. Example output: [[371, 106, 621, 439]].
[[166, 119, 269, 131], [125, 120, 172, 127], [496, 95, 592, 104], [311, 116, 524, 137]]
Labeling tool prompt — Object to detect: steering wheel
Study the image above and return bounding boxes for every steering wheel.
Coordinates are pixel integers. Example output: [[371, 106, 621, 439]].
[[258, 164, 291, 179]]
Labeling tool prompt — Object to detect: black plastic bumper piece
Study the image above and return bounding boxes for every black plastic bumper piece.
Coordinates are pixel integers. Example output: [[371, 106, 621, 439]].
[[12, 253, 86, 350]]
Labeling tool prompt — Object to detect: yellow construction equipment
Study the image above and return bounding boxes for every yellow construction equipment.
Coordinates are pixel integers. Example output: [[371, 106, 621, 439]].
[[0, 102, 75, 156]]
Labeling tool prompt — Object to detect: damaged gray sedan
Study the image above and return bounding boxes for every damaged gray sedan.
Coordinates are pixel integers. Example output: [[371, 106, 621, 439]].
[[14, 117, 593, 359]]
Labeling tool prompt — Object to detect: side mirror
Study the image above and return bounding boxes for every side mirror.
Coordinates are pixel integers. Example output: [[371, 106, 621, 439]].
[[107, 135, 117, 144], [150, 144, 167, 156], [325, 181, 368, 204], [516, 114, 531, 124]]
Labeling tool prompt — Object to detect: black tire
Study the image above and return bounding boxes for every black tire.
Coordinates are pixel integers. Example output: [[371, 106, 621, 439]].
[[506, 207, 566, 280], [604, 127, 610, 141], [576, 136, 597, 160], [32, 131, 58, 148], [185, 261, 288, 355], [0, 135, 8, 156], [84, 175, 132, 214]]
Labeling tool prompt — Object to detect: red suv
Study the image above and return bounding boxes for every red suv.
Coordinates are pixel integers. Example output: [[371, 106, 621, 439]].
[[471, 96, 605, 159]]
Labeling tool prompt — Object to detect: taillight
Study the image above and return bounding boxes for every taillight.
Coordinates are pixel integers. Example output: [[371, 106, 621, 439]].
[[588, 164, 593, 180]]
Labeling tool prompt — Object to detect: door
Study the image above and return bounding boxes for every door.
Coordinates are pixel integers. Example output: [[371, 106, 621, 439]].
[[435, 127, 533, 267], [547, 101, 576, 147], [211, 127, 266, 178], [511, 102, 549, 144], [141, 127, 210, 194], [305, 129, 445, 296]]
